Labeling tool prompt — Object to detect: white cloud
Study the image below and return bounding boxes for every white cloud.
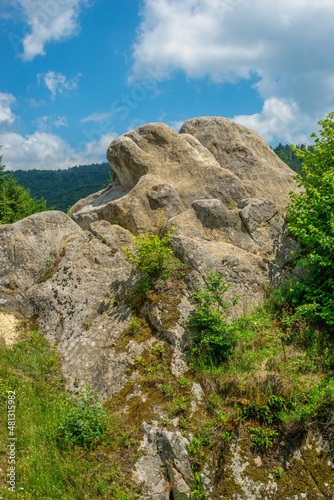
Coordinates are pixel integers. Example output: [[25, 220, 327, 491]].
[[81, 112, 113, 124], [0, 131, 117, 171], [81, 132, 118, 158], [38, 71, 81, 100], [54, 115, 68, 128], [17, 0, 92, 61], [168, 120, 184, 132], [131, 0, 334, 141], [0, 93, 16, 125], [233, 98, 311, 145], [33, 114, 69, 131]]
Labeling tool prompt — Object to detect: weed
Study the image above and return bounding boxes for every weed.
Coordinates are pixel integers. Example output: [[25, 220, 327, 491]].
[[190, 471, 206, 499], [177, 377, 192, 389], [188, 435, 211, 456], [272, 466, 284, 479], [82, 317, 91, 330], [168, 396, 191, 416], [161, 384, 175, 397], [188, 272, 238, 368], [150, 342, 165, 358], [56, 386, 109, 450], [241, 395, 295, 425], [248, 426, 279, 452]]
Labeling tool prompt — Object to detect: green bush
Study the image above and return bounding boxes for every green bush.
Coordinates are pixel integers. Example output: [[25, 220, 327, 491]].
[[248, 426, 278, 452], [287, 112, 334, 327], [123, 228, 178, 292], [187, 272, 237, 367], [56, 387, 109, 450], [241, 395, 295, 425]]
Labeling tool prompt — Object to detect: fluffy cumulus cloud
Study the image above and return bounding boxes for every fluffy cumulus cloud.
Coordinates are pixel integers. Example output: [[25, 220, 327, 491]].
[[0, 131, 76, 170], [17, 0, 91, 61], [234, 98, 312, 145], [131, 0, 334, 140], [0, 130, 117, 170], [0, 89, 116, 170], [38, 71, 81, 100], [0, 93, 16, 125]]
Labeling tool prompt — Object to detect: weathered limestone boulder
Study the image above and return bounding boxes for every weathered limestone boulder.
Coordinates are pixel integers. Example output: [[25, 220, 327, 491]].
[[0, 213, 146, 398], [180, 116, 296, 209], [135, 422, 193, 499], [0, 211, 82, 293], [24, 225, 137, 397], [71, 118, 297, 307]]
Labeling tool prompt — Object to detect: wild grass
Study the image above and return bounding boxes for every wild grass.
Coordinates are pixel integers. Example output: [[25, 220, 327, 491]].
[[0, 327, 139, 499]]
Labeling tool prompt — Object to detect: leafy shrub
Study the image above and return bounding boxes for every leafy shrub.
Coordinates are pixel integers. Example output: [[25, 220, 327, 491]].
[[167, 395, 191, 416], [248, 426, 279, 452], [287, 112, 334, 327], [187, 272, 237, 367], [56, 387, 109, 450], [289, 376, 334, 421], [123, 228, 178, 292], [241, 395, 295, 425]]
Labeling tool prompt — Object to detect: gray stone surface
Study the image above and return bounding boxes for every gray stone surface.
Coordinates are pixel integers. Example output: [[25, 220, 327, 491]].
[[0, 116, 304, 499]]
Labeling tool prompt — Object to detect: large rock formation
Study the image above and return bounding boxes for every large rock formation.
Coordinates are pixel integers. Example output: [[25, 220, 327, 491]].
[[4, 117, 325, 499], [0, 115, 298, 399], [72, 117, 298, 312]]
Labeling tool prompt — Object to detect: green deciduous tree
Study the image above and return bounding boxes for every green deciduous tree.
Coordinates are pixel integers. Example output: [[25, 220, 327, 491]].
[[287, 112, 334, 326], [0, 147, 47, 224]]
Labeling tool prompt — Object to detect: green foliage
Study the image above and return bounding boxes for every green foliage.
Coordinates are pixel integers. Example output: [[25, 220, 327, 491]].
[[167, 395, 191, 416], [12, 162, 111, 212], [287, 112, 334, 327], [56, 387, 109, 450], [272, 466, 284, 479], [188, 435, 211, 456], [0, 328, 139, 498], [123, 229, 178, 292], [188, 272, 237, 368], [190, 472, 206, 499], [288, 376, 334, 421], [0, 149, 47, 224], [241, 395, 296, 425], [248, 426, 279, 452]]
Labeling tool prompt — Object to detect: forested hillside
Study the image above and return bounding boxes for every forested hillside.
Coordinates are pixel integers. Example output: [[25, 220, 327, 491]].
[[12, 163, 111, 212]]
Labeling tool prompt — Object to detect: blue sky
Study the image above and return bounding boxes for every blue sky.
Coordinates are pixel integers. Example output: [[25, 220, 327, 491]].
[[1, 0, 334, 170]]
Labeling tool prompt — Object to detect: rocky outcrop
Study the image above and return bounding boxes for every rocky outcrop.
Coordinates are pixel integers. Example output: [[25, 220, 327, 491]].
[[0, 117, 299, 392], [180, 116, 295, 209], [136, 422, 193, 499], [71, 118, 297, 310], [0, 211, 82, 293], [0, 117, 306, 499]]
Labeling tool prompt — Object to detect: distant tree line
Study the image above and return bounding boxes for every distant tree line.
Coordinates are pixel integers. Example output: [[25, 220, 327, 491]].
[[273, 143, 314, 172], [12, 163, 112, 212]]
